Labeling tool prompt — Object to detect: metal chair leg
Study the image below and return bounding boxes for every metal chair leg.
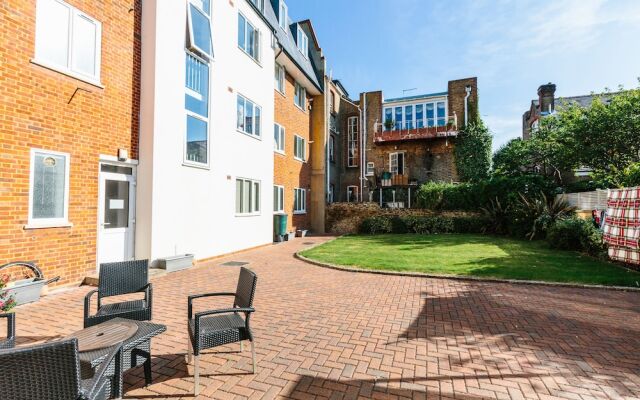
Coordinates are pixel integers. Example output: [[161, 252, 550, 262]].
[[250, 341, 256, 374], [240, 341, 244, 352], [194, 355, 200, 396], [187, 336, 192, 364]]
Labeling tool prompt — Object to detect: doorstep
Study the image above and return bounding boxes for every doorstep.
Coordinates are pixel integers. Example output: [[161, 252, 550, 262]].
[[83, 268, 167, 287]]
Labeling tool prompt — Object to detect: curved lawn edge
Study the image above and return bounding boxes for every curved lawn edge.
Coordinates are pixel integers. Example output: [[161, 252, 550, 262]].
[[296, 237, 640, 292]]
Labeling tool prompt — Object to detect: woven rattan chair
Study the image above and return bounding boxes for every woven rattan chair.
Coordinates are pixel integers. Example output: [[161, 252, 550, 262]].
[[0, 338, 118, 400], [84, 260, 152, 328], [187, 267, 258, 395], [0, 313, 15, 349]]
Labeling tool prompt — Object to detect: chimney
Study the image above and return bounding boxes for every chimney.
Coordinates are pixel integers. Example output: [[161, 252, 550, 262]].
[[538, 83, 556, 114]]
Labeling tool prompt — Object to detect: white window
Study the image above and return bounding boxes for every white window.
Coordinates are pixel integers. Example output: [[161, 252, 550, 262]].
[[347, 117, 358, 167], [28, 149, 71, 228], [236, 178, 261, 215], [296, 25, 308, 58], [274, 123, 285, 153], [294, 188, 306, 214], [238, 13, 260, 62], [248, 0, 264, 12], [237, 94, 262, 137], [273, 185, 284, 213], [294, 135, 306, 161], [390, 152, 405, 175], [330, 91, 336, 113], [366, 162, 375, 176], [279, 1, 288, 30], [275, 63, 285, 94], [347, 186, 358, 203], [329, 135, 335, 163], [294, 82, 306, 110], [187, 1, 213, 59], [185, 52, 210, 167], [34, 0, 102, 83]]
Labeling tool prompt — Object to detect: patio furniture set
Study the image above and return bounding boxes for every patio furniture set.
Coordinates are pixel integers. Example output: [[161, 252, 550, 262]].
[[0, 260, 258, 399]]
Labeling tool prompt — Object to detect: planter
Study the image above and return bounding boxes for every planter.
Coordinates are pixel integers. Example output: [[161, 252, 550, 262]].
[[156, 254, 194, 273], [296, 229, 308, 237], [1, 262, 60, 306], [284, 232, 295, 241]]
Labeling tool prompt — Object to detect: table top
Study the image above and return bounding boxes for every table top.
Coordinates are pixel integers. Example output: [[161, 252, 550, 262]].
[[67, 320, 139, 352]]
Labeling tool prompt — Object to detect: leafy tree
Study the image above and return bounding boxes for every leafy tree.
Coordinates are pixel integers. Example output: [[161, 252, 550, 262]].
[[492, 138, 533, 176], [455, 120, 492, 182]]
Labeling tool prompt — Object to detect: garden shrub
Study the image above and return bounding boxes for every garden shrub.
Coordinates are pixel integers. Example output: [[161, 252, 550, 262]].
[[359, 215, 488, 235], [359, 216, 393, 234], [546, 217, 607, 257]]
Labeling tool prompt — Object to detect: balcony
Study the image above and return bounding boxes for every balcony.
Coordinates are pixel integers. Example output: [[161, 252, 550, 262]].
[[373, 114, 458, 143]]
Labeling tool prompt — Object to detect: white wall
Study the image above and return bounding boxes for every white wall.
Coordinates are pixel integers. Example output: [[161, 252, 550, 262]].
[[138, 0, 275, 263]]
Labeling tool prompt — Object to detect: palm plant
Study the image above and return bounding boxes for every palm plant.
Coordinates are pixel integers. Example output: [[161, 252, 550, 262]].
[[480, 197, 509, 234], [518, 192, 576, 240]]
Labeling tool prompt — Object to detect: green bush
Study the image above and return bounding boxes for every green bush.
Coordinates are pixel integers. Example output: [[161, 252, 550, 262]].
[[546, 217, 607, 257], [359, 215, 489, 235]]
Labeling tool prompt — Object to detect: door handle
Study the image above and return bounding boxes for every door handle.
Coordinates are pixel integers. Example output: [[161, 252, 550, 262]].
[[101, 223, 111, 226]]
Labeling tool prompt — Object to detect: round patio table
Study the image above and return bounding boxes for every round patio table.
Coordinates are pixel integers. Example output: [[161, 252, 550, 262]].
[[67, 320, 138, 352]]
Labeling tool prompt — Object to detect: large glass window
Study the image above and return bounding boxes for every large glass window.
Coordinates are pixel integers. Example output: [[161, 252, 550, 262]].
[[294, 82, 306, 109], [394, 107, 403, 130], [405, 105, 413, 129], [296, 25, 308, 58], [248, 0, 264, 11], [294, 135, 306, 161], [279, 1, 288, 30], [185, 53, 210, 166], [384, 108, 393, 131], [274, 63, 285, 93], [426, 103, 435, 127], [273, 185, 284, 213], [35, 0, 102, 82], [187, 3, 213, 58], [238, 13, 260, 62], [294, 188, 306, 213], [236, 178, 260, 215], [274, 123, 285, 153], [390, 152, 405, 175], [237, 94, 261, 137], [437, 101, 446, 126], [415, 104, 424, 128], [29, 149, 70, 226], [186, 115, 208, 164], [347, 117, 358, 167]]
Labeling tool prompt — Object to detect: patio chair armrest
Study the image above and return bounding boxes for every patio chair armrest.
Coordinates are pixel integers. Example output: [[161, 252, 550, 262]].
[[187, 292, 236, 319], [82, 344, 120, 399], [0, 313, 15, 341], [83, 290, 99, 319], [143, 283, 153, 308], [194, 307, 254, 321]]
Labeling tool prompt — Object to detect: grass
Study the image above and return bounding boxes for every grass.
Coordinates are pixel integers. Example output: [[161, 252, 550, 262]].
[[300, 234, 640, 287]]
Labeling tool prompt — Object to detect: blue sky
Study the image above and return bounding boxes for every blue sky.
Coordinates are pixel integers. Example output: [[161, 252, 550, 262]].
[[286, 0, 640, 150]]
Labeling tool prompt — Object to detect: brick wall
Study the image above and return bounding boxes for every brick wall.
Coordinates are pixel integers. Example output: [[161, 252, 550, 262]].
[[274, 71, 312, 232], [0, 0, 141, 286]]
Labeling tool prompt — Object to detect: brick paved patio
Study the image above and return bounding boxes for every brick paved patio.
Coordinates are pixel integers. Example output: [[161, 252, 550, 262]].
[[7, 237, 640, 399]]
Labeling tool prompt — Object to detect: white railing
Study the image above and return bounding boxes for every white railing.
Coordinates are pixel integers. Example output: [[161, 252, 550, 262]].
[[186, 53, 206, 96], [374, 113, 458, 141]]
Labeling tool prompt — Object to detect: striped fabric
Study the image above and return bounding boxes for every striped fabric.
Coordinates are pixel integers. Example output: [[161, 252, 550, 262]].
[[604, 187, 640, 265]]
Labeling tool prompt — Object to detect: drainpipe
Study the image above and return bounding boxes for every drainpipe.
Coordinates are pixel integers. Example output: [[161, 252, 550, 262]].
[[360, 93, 366, 202], [464, 85, 472, 126]]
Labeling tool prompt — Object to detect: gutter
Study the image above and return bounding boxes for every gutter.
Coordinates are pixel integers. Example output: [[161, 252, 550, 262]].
[[464, 85, 472, 126], [360, 94, 366, 202]]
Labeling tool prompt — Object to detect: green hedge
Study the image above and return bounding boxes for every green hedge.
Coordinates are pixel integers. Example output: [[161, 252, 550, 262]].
[[416, 175, 557, 211], [546, 217, 607, 257], [359, 215, 489, 235]]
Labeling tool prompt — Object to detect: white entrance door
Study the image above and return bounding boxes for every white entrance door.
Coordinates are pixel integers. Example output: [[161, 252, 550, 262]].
[[98, 164, 136, 265]]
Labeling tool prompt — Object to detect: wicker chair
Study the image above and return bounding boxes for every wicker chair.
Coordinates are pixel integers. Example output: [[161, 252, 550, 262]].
[[0, 338, 118, 400], [187, 267, 258, 395], [84, 260, 152, 328], [0, 313, 15, 349]]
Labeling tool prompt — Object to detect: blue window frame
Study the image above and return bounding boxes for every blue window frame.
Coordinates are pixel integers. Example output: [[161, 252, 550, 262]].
[[384, 108, 393, 130], [426, 103, 435, 127], [404, 105, 413, 129], [437, 101, 446, 126], [415, 104, 424, 128], [394, 107, 402, 130]]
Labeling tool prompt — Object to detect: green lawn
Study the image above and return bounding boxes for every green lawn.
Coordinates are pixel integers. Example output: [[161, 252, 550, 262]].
[[300, 234, 640, 287]]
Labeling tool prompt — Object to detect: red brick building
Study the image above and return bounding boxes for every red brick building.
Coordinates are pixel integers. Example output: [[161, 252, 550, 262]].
[[0, 0, 141, 286]]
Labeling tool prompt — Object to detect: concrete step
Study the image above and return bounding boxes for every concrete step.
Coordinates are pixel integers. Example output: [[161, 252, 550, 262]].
[[83, 267, 168, 286]]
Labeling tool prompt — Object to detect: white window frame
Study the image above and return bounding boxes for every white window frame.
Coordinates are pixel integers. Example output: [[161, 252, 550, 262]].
[[274, 123, 285, 154], [296, 25, 308, 58], [279, 1, 288, 30], [273, 185, 284, 213], [347, 186, 358, 203], [390, 152, 405, 176], [329, 135, 335, 163], [26, 148, 72, 229], [294, 82, 306, 110], [184, 111, 210, 168], [238, 12, 261, 63], [293, 188, 306, 214], [33, 0, 102, 85], [236, 178, 261, 216], [293, 135, 306, 162], [275, 62, 285, 94], [187, 1, 213, 59], [366, 162, 375, 176], [248, 0, 264, 12], [237, 93, 262, 138], [347, 116, 358, 167]]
